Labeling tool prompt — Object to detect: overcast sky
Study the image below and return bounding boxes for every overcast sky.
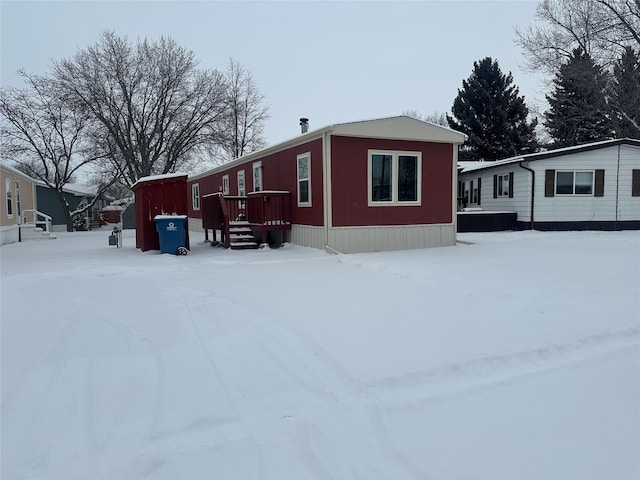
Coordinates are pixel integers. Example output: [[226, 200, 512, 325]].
[[1, 0, 545, 146]]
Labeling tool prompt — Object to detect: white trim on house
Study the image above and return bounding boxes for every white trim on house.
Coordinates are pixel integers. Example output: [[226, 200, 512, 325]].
[[237, 170, 245, 196], [367, 150, 422, 206], [252, 161, 263, 192], [189, 115, 468, 182], [191, 183, 200, 210], [296, 152, 311, 207], [222, 175, 229, 195]]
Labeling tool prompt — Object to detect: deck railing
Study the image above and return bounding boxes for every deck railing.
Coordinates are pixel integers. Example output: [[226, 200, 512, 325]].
[[246, 191, 292, 227], [201, 191, 292, 248], [21, 209, 52, 234]]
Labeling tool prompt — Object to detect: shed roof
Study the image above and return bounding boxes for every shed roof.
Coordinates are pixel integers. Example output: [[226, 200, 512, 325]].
[[459, 138, 640, 174], [131, 173, 188, 189]]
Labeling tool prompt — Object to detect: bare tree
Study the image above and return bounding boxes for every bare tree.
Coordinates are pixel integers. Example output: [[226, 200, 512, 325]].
[[516, 0, 640, 74], [0, 71, 113, 231], [217, 58, 269, 161], [402, 110, 449, 127], [52, 32, 229, 187]]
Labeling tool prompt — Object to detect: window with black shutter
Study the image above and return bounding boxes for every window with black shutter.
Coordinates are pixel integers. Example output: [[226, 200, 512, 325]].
[[632, 170, 640, 197]]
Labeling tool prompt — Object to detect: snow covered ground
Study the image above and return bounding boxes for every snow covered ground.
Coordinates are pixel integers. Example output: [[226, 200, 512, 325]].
[[2, 229, 639, 479]]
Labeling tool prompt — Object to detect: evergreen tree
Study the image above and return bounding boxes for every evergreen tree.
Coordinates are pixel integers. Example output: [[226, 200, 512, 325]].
[[610, 46, 640, 138], [544, 48, 614, 147], [447, 57, 538, 161]]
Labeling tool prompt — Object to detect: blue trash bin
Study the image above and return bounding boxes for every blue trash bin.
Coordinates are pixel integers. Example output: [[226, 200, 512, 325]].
[[154, 215, 189, 255]]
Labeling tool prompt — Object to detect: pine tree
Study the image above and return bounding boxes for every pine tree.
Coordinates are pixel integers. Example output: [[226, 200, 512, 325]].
[[544, 48, 614, 148], [610, 47, 640, 138], [447, 57, 538, 161]]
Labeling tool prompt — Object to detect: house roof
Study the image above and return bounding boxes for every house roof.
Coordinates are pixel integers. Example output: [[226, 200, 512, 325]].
[[0, 163, 38, 183], [459, 138, 640, 174], [190, 115, 468, 181]]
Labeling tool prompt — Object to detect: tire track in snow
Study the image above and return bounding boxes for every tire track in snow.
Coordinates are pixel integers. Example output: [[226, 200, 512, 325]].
[[367, 326, 640, 408], [185, 287, 429, 479]]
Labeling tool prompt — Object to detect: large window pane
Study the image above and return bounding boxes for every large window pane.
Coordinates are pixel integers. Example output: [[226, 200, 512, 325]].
[[372, 154, 392, 201], [575, 171, 593, 194], [398, 155, 418, 202], [556, 171, 574, 194]]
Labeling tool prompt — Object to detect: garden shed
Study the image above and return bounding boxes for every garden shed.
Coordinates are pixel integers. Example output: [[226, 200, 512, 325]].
[[132, 173, 189, 252], [188, 115, 468, 253]]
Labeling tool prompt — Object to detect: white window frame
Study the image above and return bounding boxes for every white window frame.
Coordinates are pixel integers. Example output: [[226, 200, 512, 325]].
[[368, 150, 421, 206], [555, 170, 594, 196], [5, 178, 13, 217], [237, 170, 246, 196], [15, 180, 21, 218], [222, 175, 230, 195], [497, 174, 510, 197], [192, 183, 200, 210], [253, 161, 263, 192], [297, 152, 311, 206]]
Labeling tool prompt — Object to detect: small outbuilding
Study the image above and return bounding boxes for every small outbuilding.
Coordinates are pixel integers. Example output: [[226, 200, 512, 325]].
[[188, 115, 468, 253], [458, 138, 640, 231], [132, 173, 189, 252]]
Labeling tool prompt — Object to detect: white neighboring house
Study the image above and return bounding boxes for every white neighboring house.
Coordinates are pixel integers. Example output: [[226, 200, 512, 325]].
[[458, 138, 640, 230]]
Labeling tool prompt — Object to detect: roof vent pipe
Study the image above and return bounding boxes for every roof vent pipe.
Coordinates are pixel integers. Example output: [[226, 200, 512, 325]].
[[300, 117, 309, 134]]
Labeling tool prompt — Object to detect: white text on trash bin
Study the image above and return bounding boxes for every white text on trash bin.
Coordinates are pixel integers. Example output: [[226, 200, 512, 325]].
[[166, 222, 178, 231]]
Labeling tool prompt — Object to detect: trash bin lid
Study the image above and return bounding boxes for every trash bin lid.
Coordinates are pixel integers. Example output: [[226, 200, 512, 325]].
[[154, 215, 188, 220]]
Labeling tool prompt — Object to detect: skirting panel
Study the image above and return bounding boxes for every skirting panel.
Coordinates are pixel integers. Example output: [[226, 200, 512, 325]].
[[0, 225, 19, 245], [328, 224, 456, 254], [290, 225, 325, 250]]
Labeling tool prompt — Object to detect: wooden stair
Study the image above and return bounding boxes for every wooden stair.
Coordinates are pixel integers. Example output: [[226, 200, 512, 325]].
[[228, 221, 259, 250]]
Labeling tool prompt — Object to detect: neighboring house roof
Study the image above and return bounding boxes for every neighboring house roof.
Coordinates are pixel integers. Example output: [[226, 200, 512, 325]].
[[0, 163, 39, 183], [459, 138, 640, 174], [190, 115, 468, 181], [35, 180, 96, 196]]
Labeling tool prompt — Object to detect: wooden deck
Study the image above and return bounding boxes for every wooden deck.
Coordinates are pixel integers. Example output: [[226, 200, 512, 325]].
[[202, 191, 292, 249]]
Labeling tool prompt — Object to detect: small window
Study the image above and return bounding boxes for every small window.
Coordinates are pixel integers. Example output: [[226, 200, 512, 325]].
[[297, 153, 311, 206], [632, 170, 640, 197], [192, 183, 200, 210], [237, 170, 245, 196], [253, 161, 263, 192], [369, 150, 421, 205], [5, 178, 13, 217], [556, 171, 593, 195], [222, 175, 229, 195], [497, 174, 510, 197], [15, 181, 21, 217]]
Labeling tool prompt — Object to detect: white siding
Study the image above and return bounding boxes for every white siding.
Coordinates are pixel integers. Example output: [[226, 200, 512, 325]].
[[461, 143, 640, 225], [328, 224, 455, 254], [530, 145, 630, 222], [290, 225, 324, 250], [460, 165, 532, 222], [617, 144, 640, 221]]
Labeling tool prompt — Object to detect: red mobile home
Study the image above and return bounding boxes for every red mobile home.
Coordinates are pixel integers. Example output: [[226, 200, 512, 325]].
[[188, 116, 467, 253]]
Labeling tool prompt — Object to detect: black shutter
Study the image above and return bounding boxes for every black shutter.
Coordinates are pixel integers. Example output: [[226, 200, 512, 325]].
[[493, 174, 497, 198], [477, 177, 481, 205], [545, 170, 555, 197], [508, 172, 514, 198], [594, 170, 605, 197], [632, 170, 640, 197]]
